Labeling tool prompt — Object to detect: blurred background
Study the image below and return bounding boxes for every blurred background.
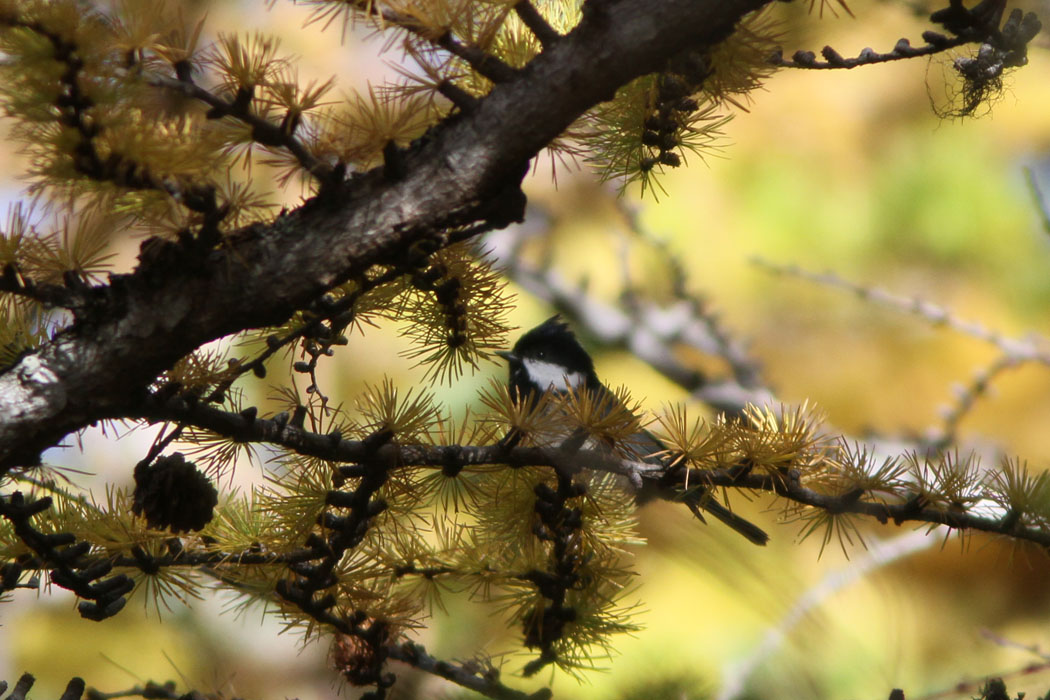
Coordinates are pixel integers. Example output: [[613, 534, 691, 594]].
[[3, 0, 1050, 698]]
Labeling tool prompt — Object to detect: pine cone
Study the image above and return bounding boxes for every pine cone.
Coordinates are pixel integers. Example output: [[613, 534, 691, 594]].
[[132, 453, 218, 533]]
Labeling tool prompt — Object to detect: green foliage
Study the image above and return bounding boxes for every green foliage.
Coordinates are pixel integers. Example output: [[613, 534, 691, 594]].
[[398, 243, 515, 383], [580, 7, 780, 195], [583, 75, 732, 197]]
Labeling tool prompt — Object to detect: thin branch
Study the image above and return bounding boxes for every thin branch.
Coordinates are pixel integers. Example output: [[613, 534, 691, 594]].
[[364, 4, 518, 83], [0, 492, 135, 620], [207, 264, 408, 401], [0, 264, 85, 309], [928, 353, 1022, 451], [128, 397, 1050, 548], [718, 529, 937, 700], [980, 629, 1050, 663], [768, 34, 967, 70], [514, 1, 560, 50], [436, 80, 479, 112], [86, 681, 182, 700], [435, 30, 519, 84], [484, 224, 776, 417], [387, 642, 545, 700], [810, 0, 856, 19], [609, 193, 766, 390], [147, 74, 333, 183], [753, 259, 1050, 366]]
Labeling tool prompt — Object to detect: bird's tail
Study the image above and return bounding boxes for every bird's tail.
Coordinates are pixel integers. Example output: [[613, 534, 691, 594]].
[[689, 498, 769, 546]]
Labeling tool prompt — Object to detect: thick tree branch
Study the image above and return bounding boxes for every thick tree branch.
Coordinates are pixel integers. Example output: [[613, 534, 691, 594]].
[[0, 0, 770, 471]]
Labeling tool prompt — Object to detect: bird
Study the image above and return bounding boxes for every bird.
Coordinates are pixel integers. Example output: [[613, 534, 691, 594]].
[[497, 315, 769, 546]]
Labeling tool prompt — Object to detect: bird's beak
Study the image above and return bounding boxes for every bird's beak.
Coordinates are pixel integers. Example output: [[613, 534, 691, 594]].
[[496, 350, 516, 362]]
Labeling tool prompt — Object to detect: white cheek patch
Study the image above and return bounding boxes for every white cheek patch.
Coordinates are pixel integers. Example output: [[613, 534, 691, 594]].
[[522, 358, 585, 391]]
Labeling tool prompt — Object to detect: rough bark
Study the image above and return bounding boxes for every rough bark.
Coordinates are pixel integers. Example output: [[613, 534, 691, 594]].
[[0, 0, 770, 469]]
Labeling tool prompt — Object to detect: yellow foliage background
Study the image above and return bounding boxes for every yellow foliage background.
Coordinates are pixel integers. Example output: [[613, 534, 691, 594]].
[[3, 1, 1050, 699]]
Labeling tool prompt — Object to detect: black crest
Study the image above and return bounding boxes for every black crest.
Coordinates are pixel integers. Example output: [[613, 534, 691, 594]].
[[499, 316, 599, 400], [510, 316, 595, 375]]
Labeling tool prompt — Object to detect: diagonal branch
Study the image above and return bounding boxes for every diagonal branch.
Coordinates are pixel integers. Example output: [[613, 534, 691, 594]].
[[753, 259, 1050, 365], [514, 1, 561, 50], [363, 4, 519, 83], [387, 643, 542, 700], [0, 0, 773, 471], [147, 74, 333, 183], [484, 224, 776, 417]]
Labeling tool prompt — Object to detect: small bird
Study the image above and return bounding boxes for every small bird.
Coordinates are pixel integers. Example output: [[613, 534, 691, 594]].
[[497, 316, 769, 546]]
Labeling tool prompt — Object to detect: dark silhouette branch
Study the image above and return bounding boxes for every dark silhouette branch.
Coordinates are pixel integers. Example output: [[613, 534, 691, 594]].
[[148, 74, 333, 183], [0, 16, 223, 231], [361, 4, 520, 84], [434, 30, 520, 84], [86, 680, 183, 700], [0, 264, 85, 309], [126, 397, 1050, 548], [0, 0, 772, 472], [514, 1, 561, 50], [769, 35, 968, 70], [0, 492, 135, 620], [387, 642, 545, 700]]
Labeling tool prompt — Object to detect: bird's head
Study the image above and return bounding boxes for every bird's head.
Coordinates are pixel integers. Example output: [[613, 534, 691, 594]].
[[497, 316, 597, 399]]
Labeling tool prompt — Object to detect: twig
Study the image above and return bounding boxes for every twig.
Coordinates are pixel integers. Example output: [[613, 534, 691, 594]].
[[929, 353, 1022, 450], [753, 259, 1050, 366], [361, 4, 518, 83], [387, 642, 546, 700], [0, 264, 85, 309], [980, 629, 1050, 663], [206, 265, 406, 402], [514, 1, 560, 50], [86, 681, 181, 700], [435, 31, 518, 84], [147, 74, 332, 183], [485, 224, 776, 417], [0, 492, 135, 620], [610, 193, 766, 389], [768, 35, 967, 70]]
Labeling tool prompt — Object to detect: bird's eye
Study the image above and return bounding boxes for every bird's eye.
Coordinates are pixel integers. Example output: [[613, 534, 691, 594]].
[[536, 350, 545, 358]]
